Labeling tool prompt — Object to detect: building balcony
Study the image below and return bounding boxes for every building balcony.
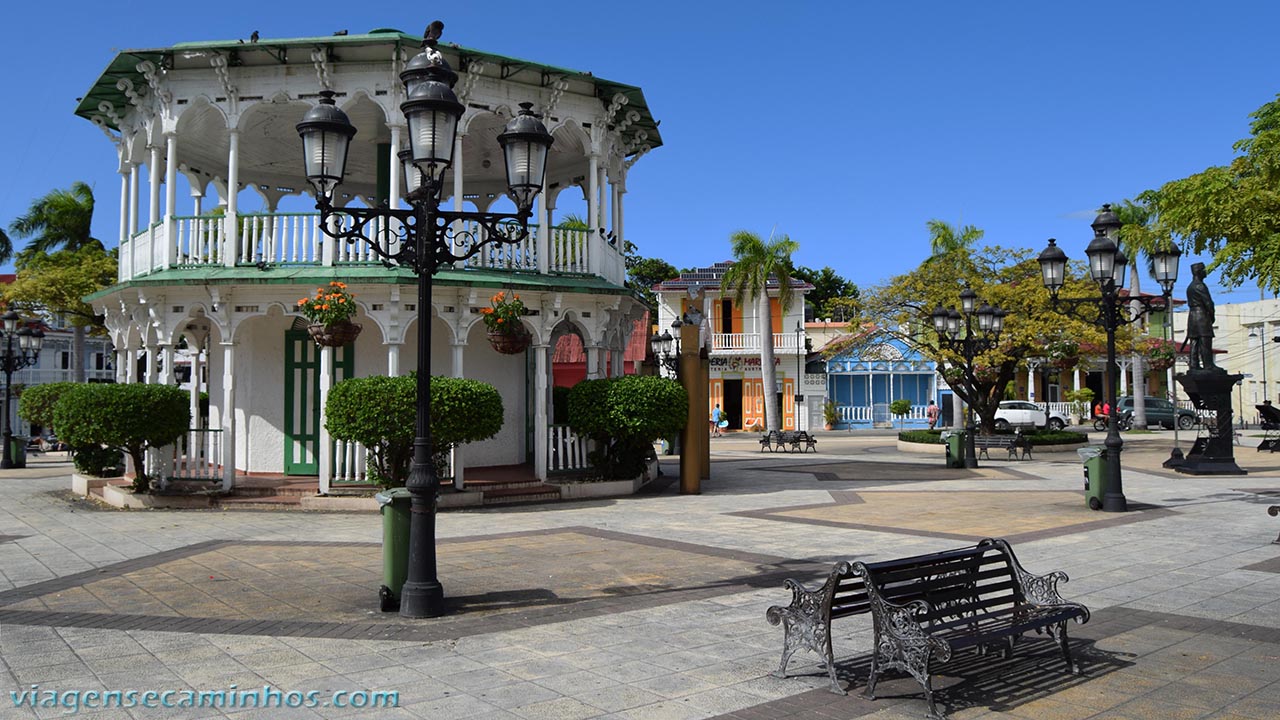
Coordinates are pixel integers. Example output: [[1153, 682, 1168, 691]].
[[711, 332, 805, 354], [120, 213, 627, 286]]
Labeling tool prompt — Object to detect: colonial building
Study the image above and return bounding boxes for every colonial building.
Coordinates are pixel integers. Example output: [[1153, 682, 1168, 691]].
[[78, 28, 660, 490], [652, 263, 821, 431], [820, 329, 944, 429]]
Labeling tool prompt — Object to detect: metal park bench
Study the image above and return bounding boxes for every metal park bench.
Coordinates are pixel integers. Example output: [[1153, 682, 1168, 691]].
[[1256, 404, 1280, 452], [759, 430, 818, 453], [767, 538, 1088, 719], [972, 431, 1032, 461]]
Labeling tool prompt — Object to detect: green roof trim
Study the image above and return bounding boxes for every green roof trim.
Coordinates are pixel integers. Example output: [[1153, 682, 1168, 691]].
[[75, 30, 661, 151], [84, 265, 634, 303]]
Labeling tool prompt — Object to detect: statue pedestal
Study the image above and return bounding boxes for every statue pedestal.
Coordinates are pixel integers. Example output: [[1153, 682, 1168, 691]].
[[1175, 371, 1248, 476]]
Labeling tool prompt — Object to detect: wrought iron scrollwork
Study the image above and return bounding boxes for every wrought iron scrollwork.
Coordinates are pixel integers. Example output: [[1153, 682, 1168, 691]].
[[980, 538, 1090, 622], [765, 561, 850, 695], [316, 204, 532, 275]]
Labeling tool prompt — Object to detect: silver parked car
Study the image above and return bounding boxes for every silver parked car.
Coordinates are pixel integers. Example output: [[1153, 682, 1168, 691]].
[[994, 400, 1069, 431]]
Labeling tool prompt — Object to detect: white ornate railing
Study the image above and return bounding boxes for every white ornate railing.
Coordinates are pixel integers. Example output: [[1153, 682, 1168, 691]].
[[549, 424, 590, 472], [711, 333, 804, 353], [164, 428, 222, 482], [119, 212, 624, 284], [332, 439, 369, 484]]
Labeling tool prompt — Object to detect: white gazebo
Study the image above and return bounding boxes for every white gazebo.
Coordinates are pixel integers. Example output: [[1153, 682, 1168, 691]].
[[79, 27, 661, 492]]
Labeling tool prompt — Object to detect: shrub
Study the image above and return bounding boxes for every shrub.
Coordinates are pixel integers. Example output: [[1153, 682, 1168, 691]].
[[72, 445, 124, 477], [18, 382, 76, 429], [325, 373, 503, 488], [52, 384, 190, 491], [568, 375, 688, 479], [823, 400, 839, 426], [899, 429, 944, 444]]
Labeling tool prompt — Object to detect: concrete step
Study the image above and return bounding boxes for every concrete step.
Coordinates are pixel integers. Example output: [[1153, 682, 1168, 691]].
[[213, 495, 303, 510], [480, 484, 561, 505], [465, 478, 550, 492]]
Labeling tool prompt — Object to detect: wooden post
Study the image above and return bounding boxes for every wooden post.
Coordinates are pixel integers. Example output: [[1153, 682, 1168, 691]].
[[679, 322, 702, 494]]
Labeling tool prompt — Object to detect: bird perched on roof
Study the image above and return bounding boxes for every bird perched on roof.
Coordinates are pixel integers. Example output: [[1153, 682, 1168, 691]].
[[333, 29, 348, 36], [424, 20, 444, 44], [250, 30, 259, 43]]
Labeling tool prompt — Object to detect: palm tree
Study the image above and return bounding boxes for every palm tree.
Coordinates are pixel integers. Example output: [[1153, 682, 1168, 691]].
[[8, 182, 104, 383], [927, 218, 984, 426], [721, 230, 799, 433], [926, 219, 984, 257], [1113, 199, 1159, 428], [0, 229, 12, 266]]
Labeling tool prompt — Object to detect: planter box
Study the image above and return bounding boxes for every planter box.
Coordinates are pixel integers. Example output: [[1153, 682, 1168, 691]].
[[300, 495, 379, 512], [100, 483, 213, 509], [896, 439, 1088, 456], [556, 476, 644, 500], [72, 472, 118, 497]]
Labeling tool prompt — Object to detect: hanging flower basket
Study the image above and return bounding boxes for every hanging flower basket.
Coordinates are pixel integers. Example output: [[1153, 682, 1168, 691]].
[[308, 320, 363, 347], [1148, 357, 1175, 372], [488, 329, 531, 355]]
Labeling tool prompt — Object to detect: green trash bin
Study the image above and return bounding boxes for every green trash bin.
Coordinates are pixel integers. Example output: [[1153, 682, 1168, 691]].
[[375, 487, 413, 612], [1077, 446, 1106, 510], [7, 436, 27, 469], [943, 431, 966, 468]]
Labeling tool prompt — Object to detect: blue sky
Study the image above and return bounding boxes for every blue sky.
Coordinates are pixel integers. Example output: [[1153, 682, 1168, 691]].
[[3, 1, 1278, 305]]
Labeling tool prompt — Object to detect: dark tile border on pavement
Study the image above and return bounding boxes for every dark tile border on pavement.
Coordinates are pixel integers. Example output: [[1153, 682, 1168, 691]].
[[0, 528, 830, 642], [730, 491, 1178, 545], [710, 606, 1280, 720]]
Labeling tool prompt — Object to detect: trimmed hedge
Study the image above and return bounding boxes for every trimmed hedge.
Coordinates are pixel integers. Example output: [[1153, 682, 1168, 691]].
[[325, 373, 503, 487], [898, 428, 1088, 447], [17, 382, 76, 429], [568, 375, 687, 479], [52, 384, 190, 492]]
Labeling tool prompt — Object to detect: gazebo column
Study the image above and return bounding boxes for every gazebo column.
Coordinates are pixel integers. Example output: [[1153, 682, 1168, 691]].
[[124, 347, 136, 384], [148, 144, 161, 229], [451, 341, 466, 490], [317, 347, 334, 494], [587, 153, 601, 276], [387, 342, 402, 376], [451, 132, 465, 256], [224, 129, 240, 268], [586, 345, 603, 380], [220, 340, 237, 491], [144, 343, 156, 384], [533, 343, 550, 480], [157, 344, 174, 385], [388, 124, 403, 208], [129, 163, 140, 235], [162, 132, 178, 268], [118, 164, 131, 279]]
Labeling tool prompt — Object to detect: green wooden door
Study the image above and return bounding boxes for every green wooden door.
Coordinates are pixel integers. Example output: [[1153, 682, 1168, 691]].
[[284, 329, 354, 475]]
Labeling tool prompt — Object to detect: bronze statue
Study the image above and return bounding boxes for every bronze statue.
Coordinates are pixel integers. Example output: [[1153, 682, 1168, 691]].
[[1186, 262, 1221, 372]]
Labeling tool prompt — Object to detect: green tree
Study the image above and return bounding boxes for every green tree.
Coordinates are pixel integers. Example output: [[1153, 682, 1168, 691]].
[[721, 230, 799, 432], [324, 374, 503, 487], [3, 246, 117, 384], [567, 375, 687, 478], [793, 265, 859, 320], [7, 182, 107, 382], [860, 245, 1103, 433], [1144, 94, 1280, 292], [926, 219, 984, 257], [626, 256, 679, 309], [0, 228, 11, 265], [52, 384, 189, 493]]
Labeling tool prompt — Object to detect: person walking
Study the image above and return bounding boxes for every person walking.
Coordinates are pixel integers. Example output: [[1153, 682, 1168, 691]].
[[711, 404, 725, 437], [926, 400, 940, 430]]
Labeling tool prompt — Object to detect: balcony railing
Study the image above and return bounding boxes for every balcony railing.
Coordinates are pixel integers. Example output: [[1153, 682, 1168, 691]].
[[711, 333, 805, 353], [122, 212, 626, 286]]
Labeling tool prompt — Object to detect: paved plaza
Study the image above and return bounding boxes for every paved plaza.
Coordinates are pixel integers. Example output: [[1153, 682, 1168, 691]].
[[2, 431, 1279, 719]]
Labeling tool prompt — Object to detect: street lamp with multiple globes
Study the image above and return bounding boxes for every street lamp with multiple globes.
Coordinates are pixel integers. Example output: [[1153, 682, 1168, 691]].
[[930, 289, 1008, 468], [0, 311, 44, 469], [650, 319, 683, 378], [1038, 204, 1181, 512], [794, 321, 805, 405], [296, 22, 552, 618]]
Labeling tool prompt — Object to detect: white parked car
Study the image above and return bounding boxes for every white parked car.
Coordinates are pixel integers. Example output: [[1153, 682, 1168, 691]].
[[994, 401, 1069, 431]]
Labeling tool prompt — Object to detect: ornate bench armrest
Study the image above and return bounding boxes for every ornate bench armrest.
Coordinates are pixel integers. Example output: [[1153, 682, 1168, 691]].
[[766, 564, 842, 627], [982, 538, 1091, 623]]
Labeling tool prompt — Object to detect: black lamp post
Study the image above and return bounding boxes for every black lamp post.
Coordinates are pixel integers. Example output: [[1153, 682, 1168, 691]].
[[650, 319, 683, 378], [930, 291, 1007, 468], [297, 22, 552, 618], [0, 311, 44, 469], [1038, 204, 1181, 512]]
